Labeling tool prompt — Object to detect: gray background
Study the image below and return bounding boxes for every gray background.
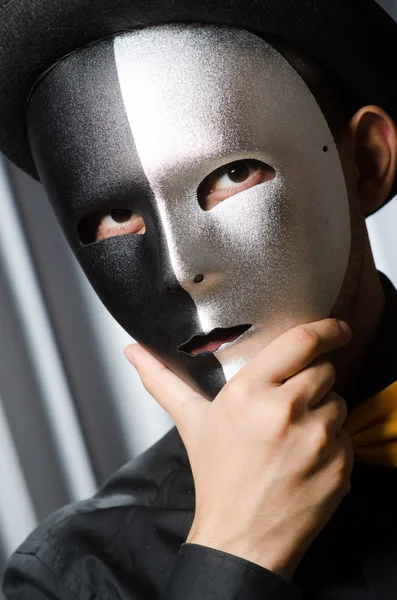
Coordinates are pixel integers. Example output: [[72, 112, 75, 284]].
[[0, 0, 396, 579]]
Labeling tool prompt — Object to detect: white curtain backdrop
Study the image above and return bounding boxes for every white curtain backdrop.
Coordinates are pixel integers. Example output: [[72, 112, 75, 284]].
[[0, 0, 396, 578]]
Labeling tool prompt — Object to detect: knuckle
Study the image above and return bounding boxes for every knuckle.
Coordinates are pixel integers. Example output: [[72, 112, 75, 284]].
[[328, 460, 348, 492], [285, 391, 305, 421], [334, 454, 348, 477], [225, 379, 250, 410], [334, 437, 354, 474], [322, 361, 336, 385], [336, 396, 348, 423], [326, 392, 347, 422], [270, 401, 299, 439], [279, 403, 296, 429], [326, 318, 344, 338], [311, 422, 330, 452], [293, 326, 320, 351], [272, 415, 291, 440]]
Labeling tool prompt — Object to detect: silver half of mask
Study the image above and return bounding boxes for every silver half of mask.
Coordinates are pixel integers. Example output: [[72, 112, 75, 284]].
[[113, 24, 351, 382]]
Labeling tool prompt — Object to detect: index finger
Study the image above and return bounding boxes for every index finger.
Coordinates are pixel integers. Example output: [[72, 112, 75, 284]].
[[236, 318, 351, 386], [124, 343, 206, 434]]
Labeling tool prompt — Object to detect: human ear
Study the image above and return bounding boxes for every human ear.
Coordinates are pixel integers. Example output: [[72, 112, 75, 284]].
[[348, 105, 397, 215]]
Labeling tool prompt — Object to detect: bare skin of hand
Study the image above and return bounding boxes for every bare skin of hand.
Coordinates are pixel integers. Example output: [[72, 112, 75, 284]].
[[124, 319, 354, 582]]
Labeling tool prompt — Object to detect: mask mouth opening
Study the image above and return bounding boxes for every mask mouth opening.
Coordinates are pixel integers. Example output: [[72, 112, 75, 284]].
[[179, 324, 252, 356]]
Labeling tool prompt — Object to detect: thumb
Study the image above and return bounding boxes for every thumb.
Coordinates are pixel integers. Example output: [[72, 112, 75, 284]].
[[124, 343, 206, 440]]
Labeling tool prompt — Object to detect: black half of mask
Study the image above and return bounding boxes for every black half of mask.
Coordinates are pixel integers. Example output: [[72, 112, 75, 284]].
[[27, 37, 226, 399]]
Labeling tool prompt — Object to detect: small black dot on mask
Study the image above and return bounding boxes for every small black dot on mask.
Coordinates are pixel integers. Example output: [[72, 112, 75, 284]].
[[323, 146, 329, 153], [194, 274, 204, 283]]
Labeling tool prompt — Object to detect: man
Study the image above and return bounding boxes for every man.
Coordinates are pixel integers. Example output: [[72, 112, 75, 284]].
[[0, 1, 396, 598]]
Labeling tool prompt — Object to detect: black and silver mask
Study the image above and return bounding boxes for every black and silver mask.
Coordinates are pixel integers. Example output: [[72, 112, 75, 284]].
[[27, 24, 351, 398]]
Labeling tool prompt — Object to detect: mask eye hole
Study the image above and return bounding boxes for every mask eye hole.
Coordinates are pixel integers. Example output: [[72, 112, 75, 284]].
[[78, 209, 146, 245], [197, 159, 276, 211]]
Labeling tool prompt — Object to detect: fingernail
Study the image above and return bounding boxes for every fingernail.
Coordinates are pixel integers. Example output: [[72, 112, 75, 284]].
[[337, 320, 351, 336]]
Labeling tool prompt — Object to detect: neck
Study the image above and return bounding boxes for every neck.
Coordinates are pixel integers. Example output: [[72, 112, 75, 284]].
[[332, 236, 386, 399]]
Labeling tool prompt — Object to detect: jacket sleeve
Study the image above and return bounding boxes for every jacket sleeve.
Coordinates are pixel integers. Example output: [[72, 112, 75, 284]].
[[1, 553, 73, 600], [1, 544, 301, 600], [162, 543, 302, 599]]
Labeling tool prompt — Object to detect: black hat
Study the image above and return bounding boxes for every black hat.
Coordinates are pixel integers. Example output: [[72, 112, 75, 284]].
[[0, 0, 396, 208]]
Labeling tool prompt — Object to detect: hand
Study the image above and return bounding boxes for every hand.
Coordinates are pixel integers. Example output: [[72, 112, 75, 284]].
[[124, 319, 354, 581]]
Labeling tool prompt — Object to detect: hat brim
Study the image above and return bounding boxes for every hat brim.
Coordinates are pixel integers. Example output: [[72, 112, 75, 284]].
[[0, 0, 396, 210]]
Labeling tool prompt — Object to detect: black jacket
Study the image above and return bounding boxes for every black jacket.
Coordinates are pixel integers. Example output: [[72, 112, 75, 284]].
[[2, 273, 397, 600]]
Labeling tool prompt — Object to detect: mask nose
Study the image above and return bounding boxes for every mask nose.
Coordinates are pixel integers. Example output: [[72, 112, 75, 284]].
[[158, 207, 218, 293]]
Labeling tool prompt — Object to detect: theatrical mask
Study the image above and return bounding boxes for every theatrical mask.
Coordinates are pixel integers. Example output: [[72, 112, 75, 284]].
[[27, 24, 351, 398]]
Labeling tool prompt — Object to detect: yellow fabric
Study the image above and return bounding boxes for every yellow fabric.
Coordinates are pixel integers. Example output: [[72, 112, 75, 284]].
[[344, 381, 397, 467]]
